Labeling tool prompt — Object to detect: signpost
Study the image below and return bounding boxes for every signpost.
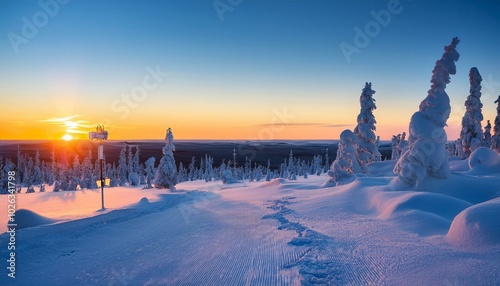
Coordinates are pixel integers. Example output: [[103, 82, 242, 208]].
[[89, 125, 108, 210]]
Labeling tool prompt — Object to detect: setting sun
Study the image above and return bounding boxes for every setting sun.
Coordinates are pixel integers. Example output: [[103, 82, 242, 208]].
[[62, 134, 73, 141]]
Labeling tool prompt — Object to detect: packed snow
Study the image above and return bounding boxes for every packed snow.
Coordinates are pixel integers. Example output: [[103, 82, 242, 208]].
[[1, 153, 499, 285]]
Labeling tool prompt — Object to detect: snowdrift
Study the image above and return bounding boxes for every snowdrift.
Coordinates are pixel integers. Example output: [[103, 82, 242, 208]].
[[467, 147, 500, 175], [447, 197, 500, 248], [14, 209, 58, 230]]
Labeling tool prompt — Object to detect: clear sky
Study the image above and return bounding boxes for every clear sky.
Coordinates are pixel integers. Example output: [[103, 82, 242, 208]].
[[1, 0, 499, 140]]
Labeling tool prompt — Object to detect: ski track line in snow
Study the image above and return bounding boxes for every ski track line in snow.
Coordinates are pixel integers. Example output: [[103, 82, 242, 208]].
[[263, 196, 385, 286]]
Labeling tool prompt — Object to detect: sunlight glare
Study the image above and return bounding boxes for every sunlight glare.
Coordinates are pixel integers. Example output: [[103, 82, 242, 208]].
[[62, 134, 73, 141]]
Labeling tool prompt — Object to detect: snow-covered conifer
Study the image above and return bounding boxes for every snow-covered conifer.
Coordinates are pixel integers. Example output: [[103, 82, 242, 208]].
[[265, 159, 272, 181], [394, 38, 460, 186], [323, 149, 330, 173], [391, 135, 399, 160], [33, 151, 43, 185], [0, 159, 15, 194], [188, 157, 196, 181], [144, 157, 155, 189], [287, 150, 297, 180], [325, 130, 360, 187], [118, 144, 128, 186], [459, 67, 484, 158], [82, 151, 95, 189], [491, 96, 500, 152], [354, 82, 381, 165], [484, 120, 492, 147], [154, 128, 178, 190]]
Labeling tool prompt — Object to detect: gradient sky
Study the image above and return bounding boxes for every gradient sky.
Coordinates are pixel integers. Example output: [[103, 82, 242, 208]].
[[1, 0, 499, 140]]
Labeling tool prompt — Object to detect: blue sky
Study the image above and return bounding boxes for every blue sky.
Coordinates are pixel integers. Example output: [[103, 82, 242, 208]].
[[1, 0, 499, 140]]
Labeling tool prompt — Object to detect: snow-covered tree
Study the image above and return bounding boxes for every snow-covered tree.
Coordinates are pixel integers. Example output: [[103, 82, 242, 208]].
[[187, 157, 196, 181], [394, 37, 460, 187], [491, 96, 500, 152], [323, 149, 330, 173], [23, 155, 34, 187], [265, 159, 272, 181], [391, 134, 400, 160], [70, 155, 81, 190], [118, 144, 128, 186], [287, 150, 297, 180], [33, 151, 43, 185], [484, 120, 492, 147], [155, 128, 178, 190], [313, 155, 322, 176], [221, 169, 235, 184], [325, 129, 361, 187], [458, 67, 484, 158], [48, 146, 56, 185], [203, 154, 214, 182], [0, 159, 16, 194], [81, 150, 96, 189], [354, 82, 381, 165], [144, 157, 156, 189]]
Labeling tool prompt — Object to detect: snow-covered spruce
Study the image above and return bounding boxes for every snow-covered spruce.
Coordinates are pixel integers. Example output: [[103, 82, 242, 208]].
[[144, 157, 156, 189], [458, 67, 484, 158], [353, 82, 381, 165], [394, 37, 460, 187], [491, 96, 500, 152], [154, 128, 178, 190], [483, 120, 492, 148], [324, 129, 361, 187]]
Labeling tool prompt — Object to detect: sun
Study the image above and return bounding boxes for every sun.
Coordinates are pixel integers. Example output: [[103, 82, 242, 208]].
[[62, 134, 73, 141]]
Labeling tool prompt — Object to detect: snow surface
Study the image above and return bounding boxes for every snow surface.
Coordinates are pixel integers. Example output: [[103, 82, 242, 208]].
[[1, 158, 499, 285]]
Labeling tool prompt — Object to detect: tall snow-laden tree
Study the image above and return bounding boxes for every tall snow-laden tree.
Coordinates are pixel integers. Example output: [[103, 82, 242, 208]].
[[459, 67, 484, 158], [491, 96, 500, 152], [484, 120, 492, 147], [354, 82, 381, 165], [324, 129, 361, 187], [394, 37, 460, 187], [155, 128, 178, 190]]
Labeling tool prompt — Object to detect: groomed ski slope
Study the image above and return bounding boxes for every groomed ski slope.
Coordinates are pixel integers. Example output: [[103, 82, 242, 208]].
[[1, 161, 500, 285]]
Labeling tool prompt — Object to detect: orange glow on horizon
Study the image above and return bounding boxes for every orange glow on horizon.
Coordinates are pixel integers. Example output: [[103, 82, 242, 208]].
[[0, 114, 468, 141]]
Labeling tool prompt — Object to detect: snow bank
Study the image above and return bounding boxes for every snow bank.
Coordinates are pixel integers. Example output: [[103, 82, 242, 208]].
[[372, 191, 472, 236], [14, 209, 58, 230], [447, 197, 500, 248], [449, 157, 469, 172], [467, 147, 500, 175]]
